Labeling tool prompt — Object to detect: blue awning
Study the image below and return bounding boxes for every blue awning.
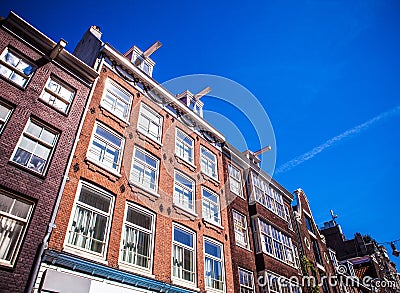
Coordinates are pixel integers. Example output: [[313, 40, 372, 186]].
[[42, 250, 196, 293]]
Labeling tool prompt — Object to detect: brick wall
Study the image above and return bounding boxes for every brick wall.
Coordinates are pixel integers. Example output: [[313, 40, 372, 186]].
[[0, 25, 92, 292], [48, 64, 234, 292]]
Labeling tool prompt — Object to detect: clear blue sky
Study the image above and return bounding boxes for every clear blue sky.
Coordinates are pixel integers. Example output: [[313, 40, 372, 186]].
[[2, 0, 399, 267]]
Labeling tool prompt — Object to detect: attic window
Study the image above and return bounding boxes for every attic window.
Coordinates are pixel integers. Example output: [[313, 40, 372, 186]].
[[132, 53, 152, 75]]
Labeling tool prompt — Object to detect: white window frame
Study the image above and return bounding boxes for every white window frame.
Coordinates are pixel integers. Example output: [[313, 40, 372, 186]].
[[0, 100, 13, 134], [130, 146, 160, 193], [64, 181, 114, 259], [11, 118, 58, 175], [258, 219, 296, 267], [204, 238, 225, 291], [0, 190, 34, 267], [232, 210, 250, 249], [200, 146, 218, 180], [251, 173, 288, 221], [238, 267, 255, 293], [202, 187, 221, 225], [39, 76, 76, 113], [0, 47, 35, 88], [171, 223, 196, 286], [173, 170, 195, 213], [86, 122, 124, 174], [228, 164, 242, 197], [137, 103, 163, 143], [175, 128, 194, 164], [119, 202, 156, 274], [101, 79, 133, 121]]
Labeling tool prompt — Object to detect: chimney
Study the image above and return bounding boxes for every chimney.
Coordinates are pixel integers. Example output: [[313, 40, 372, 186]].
[[73, 26, 103, 68]]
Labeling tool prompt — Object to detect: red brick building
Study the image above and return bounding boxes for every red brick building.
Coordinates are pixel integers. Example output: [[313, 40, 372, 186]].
[[292, 189, 337, 293], [0, 12, 97, 292], [34, 26, 235, 293]]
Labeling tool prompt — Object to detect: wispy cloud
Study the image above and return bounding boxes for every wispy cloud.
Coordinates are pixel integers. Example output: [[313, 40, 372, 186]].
[[276, 106, 400, 174]]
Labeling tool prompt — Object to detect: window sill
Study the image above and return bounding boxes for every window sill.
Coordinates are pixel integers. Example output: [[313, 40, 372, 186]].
[[308, 230, 317, 239], [200, 172, 220, 186], [99, 105, 130, 127], [171, 278, 200, 291], [63, 246, 108, 265], [129, 181, 160, 198], [236, 243, 252, 252], [38, 98, 70, 116], [85, 157, 122, 178], [118, 262, 155, 278], [174, 155, 197, 171], [172, 202, 198, 219], [316, 263, 325, 272], [202, 218, 224, 230], [8, 160, 46, 178], [261, 249, 298, 270], [136, 129, 162, 149], [205, 287, 224, 293], [0, 260, 14, 269]]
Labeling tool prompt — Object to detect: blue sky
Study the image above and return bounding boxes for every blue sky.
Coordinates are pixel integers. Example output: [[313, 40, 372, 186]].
[[2, 0, 399, 267]]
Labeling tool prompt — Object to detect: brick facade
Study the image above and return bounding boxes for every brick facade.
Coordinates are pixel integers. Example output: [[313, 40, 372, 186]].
[[0, 12, 96, 292]]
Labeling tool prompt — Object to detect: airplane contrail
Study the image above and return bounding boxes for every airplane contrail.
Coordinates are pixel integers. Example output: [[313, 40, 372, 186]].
[[275, 106, 400, 174]]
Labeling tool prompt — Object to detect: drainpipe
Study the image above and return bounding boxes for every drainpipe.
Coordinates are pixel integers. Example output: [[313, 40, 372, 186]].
[[25, 51, 102, 293]]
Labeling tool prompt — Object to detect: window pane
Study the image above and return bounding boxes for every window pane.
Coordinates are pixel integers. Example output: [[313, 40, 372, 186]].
[[174, 228, 193, 247], [0, 216, 24, 262], [26, 121, 42, 138], [79, 187, 111, 212], [96, 126, 121, 147], [126, 207, 151, 230], [205, 241, 221, 258]]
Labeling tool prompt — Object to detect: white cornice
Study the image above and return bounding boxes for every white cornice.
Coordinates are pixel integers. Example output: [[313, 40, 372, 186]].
[[102, 43, 225, 143]]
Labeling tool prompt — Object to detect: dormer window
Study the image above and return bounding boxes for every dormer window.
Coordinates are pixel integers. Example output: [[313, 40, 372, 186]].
[[124, 44, 159, 77], [176, 90, 205, 117], [132, 53, 153, 76]]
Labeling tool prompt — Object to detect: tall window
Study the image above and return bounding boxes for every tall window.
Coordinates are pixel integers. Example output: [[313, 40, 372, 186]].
[[101, 79, 132, 121], [204, 239, 224, 291], [228, 164, 242, 196], [202, 188, 220, 225], [200, 146, 217, 179], [238, 268, 255, 293], [120, 203, 155, 271], [138, 103, 163, 143], [173, 171, 195, 212], [175, 128, 194, 164], [312, 239, 322, 265], [172, 225, 196, 284], [130, 147, 159, 192], [87, 122, 124, 172], [66, 182, 113, 257], [40, 77, 75, 113], [305, 215, 314, 233], [12, 119, 58, 174], [233, 210, 249, 249], [0, 191, 33, 267], [0, 101, 13, 133], [251, 173, 288, 220], [0, 48, 35, 87], [258, 219, 296, 266]]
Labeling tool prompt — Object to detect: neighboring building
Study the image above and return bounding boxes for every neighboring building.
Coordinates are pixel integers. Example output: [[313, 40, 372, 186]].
[[0, 12, 97, 292], [292, 189, 335, 293], [321, 221, 400, 293], [222, 142, 259, 293], [242, 150, 302, 293], [33, 25, 235, 293]]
